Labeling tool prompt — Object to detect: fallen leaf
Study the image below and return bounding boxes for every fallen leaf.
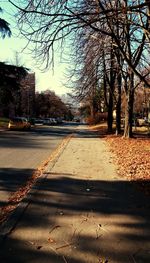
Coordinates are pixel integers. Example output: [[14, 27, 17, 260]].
[[37, 246, 42, 250], [104, 136, 150, 195], [48, 238, 55, 243]]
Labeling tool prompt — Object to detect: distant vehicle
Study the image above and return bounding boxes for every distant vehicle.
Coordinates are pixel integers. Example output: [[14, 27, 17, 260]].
[[56, 117, 63, 124], [137, 118, 147, 127], [8, 117, 31, 130], [27, 117, 36, 125], [50, 118, 57, 124], [74, 118, 80, 123], [34, 118, 44, 125], [43, 118, 52, 125], [43, 117, 63, 125]]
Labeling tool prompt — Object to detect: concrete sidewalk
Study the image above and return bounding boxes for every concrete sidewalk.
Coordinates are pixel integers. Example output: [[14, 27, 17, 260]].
[[0, 126, 150, 263]]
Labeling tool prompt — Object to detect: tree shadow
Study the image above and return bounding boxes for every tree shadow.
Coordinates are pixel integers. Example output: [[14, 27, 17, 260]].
[[0, 168, 34, 207], [0, 127, 69, 149], [0, 125, 100, 209], [0, 174, 150, 262], [0, 123, 99, 150]]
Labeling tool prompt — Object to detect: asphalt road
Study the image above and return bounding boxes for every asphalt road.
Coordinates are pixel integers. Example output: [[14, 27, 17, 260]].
[[0, 123, 78, 208]]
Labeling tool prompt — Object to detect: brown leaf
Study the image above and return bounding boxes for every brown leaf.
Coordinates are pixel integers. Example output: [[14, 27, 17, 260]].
[[37, 246, 42, 250]]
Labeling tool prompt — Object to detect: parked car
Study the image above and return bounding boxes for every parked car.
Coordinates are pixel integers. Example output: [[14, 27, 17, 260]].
[[138, 118, 147, 126], [43, 118, 52, 125], [56, 117, 63, 124], [34, 118, 44, 125], [43, 118, 59, 125], [8, 117, 31, 130], [28, 117, 35, 125], [50, 118, 57, 124]]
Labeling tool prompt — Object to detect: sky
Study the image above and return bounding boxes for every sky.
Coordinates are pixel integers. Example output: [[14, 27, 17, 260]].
[[0, 1, 70, 96]]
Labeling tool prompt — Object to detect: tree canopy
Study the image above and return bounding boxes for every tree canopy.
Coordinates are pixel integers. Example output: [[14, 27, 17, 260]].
[[8, 0, 150, 137], [0, 62, 28, 105], [0, 7, 11, 38], [35, 90, 69, 118], [8, 0, 150, 87]]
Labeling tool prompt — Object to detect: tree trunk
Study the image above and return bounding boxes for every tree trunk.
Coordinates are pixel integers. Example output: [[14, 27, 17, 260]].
[[116, 73, 122, 135], [107, 45, 115, 133], [107, 90, 113, 133], [90, 100, 95, 120], [123, 72, 134, 138]]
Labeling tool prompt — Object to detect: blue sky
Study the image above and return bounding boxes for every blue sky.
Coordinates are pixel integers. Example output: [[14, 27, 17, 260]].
[[0, 1, 70, 96]]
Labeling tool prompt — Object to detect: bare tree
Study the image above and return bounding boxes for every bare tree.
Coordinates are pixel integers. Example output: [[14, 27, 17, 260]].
[[8, 1, 150, 83], [68, 25, 105, 122], [9, 0, 150, 137]]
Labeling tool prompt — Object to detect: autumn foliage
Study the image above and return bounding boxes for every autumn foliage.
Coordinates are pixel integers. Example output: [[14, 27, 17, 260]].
[[105, 137, 150, 180], [105, 136, 150, 195], [90, 123, 150, 195]]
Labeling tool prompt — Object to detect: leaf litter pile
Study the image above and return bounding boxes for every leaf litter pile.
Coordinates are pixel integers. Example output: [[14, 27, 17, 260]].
[[104, 135, 150, 195]]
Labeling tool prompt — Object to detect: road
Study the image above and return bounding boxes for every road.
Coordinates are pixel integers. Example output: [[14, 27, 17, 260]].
[[0, 123, 78, 208]]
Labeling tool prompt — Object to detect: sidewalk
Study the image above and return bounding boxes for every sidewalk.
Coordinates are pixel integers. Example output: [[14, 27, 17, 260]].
[[0, 126, 150, 263]]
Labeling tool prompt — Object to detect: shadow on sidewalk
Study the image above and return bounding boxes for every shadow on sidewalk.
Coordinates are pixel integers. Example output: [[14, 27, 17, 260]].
[[1, 174, 150, 262]]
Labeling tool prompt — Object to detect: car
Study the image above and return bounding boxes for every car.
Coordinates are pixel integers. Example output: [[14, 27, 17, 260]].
[[34, 118, 44, 125], [74, 118, 80, 123], [56, 117, 63, 124], [50, 118, 57, 124], [8, 117, 31, 130], [43, 118, 58, 125], [43, 118, 52, 125], [28, 117, 36, 125], [138, 118, 147, 127]]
